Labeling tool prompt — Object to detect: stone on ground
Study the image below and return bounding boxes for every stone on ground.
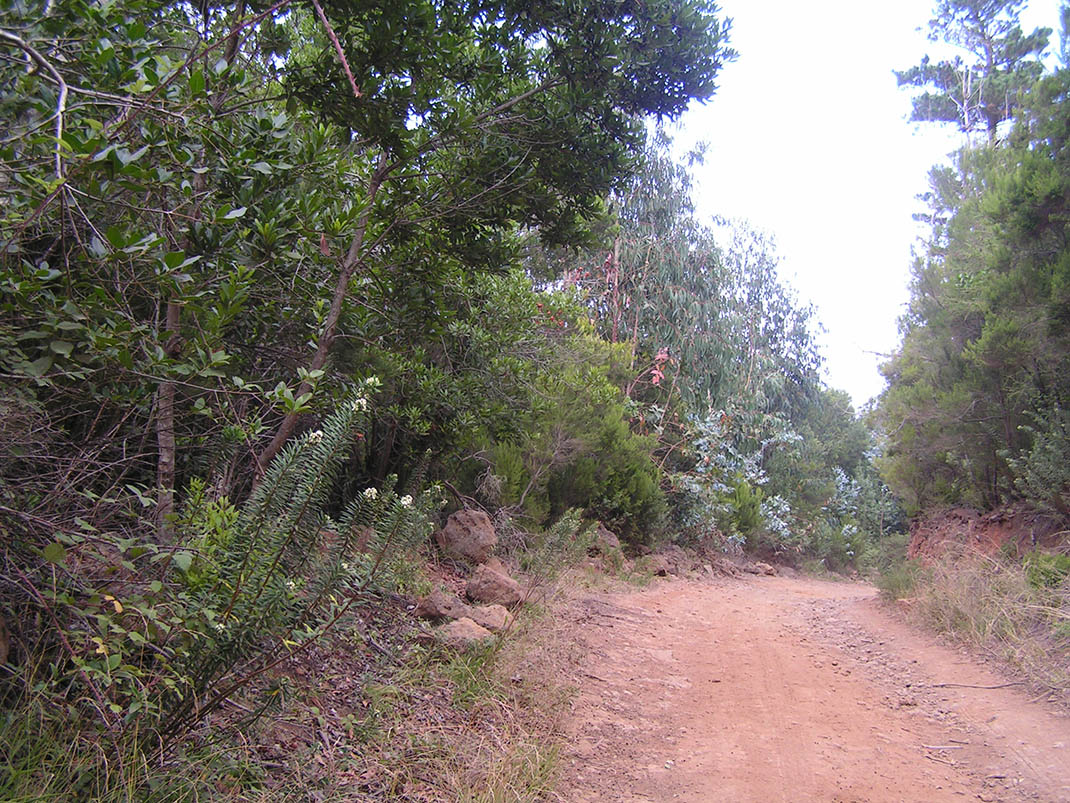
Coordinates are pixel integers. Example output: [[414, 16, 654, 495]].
[[468, 603, 513, 632], [414, 590, 473, 621], [436, 617, 495, 649], [591, 523, 621, 554], [466, 564, 523, 606], [434, 509, 497, 564]]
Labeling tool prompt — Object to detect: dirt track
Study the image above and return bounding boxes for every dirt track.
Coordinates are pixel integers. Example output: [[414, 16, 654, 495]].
[[557, 575, 1070, 802]]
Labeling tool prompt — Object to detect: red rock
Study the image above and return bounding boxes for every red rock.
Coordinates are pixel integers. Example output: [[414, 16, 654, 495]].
[[468, 604, 513, 632], [436, 617, 494, 649], [414, 590, 472, 621], [466, 564, 522, 606], [434, 509, 497, 564]]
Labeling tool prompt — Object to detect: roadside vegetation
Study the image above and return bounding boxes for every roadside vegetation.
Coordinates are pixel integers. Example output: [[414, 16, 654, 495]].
[[878, 544, 1070, 705], [3, 0, 1069, 797], [872, 0, 1070, 704]]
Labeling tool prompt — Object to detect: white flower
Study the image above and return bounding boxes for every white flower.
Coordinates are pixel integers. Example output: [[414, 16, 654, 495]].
[[308, 430, 323, 443], [363, 487, 378, 500], [212, 620, 227, 634], [286, 579, 297, 591], [399, 494, 413, 508]]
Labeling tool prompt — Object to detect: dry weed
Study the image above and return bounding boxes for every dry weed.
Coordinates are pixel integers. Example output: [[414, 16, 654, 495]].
[[909, 544, 1069, 707]]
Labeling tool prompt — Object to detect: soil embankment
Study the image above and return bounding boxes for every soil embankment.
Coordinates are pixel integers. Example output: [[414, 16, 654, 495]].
[[558, 575, 1070, 802]]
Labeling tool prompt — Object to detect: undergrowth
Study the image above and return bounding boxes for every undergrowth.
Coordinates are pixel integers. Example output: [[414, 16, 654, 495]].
[[879, 545, 1070, 706]]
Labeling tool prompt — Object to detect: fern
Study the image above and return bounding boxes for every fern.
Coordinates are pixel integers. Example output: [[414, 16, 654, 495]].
[[162, 381, 437, 738]]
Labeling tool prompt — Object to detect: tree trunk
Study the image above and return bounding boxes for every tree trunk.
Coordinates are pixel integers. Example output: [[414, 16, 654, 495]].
[[156, 299, 182, 540], [256, 152, 390, 471]]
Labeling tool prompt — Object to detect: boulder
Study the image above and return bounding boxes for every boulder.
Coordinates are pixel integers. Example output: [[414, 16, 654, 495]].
[[483, 556, 509, 575], [436, 617, 495, 649], [434, 509, 497, 564], [414, 590, 472, 621], [468, 604, 513, 633], [591, 523, 621, 554], [466, 564, 523, 606], [755, 561, 777, 576]]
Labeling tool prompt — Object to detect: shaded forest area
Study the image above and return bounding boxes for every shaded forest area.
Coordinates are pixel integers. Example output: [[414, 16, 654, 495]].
[[1, 0, 1067, 798]]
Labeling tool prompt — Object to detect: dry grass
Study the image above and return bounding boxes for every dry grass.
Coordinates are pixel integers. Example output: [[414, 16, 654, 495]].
[[325, 576, 587, 802], [898, 545, 1070, 707]]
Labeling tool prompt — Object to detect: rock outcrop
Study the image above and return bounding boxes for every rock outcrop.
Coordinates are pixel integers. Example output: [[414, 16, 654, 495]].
[[908, 504, 1067, 562]]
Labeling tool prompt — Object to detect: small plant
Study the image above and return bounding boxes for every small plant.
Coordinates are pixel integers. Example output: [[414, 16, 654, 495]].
[[877, 560, 919, 600], [1023, 551, 1070, 589]]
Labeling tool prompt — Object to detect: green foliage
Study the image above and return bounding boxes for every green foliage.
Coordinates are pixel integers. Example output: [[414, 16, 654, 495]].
[[877, 559, 920, 601], [0, 391, 435, 798], [881, 57, 1070, 513], [546, 408, 667, 545], [895, 0, 1051, 140], [1010, 406, 1070, 516], [1023, 551, 1070, 589], [723, 475, 764, 546]]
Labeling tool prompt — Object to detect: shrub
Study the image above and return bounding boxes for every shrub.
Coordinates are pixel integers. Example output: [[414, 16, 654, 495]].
[[0, 388, 436, 799], [1010, 405, 1070, 516]]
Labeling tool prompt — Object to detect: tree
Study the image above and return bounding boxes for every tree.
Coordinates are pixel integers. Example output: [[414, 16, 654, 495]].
[[879, 46, 1070, 512], [895, 0, 1050, 141], [257, 0, 738, 466], [0, 0, 736, 542]]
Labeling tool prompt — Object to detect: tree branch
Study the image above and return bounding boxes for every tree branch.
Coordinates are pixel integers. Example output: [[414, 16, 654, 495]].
[[0, 29, 68, 180]]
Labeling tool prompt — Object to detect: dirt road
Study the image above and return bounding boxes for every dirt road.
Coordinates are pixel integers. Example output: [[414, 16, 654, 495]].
[[557, 574, 1069, 802]]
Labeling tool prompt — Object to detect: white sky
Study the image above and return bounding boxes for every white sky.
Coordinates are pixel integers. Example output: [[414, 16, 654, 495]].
[[675, 0, 1062, 410]]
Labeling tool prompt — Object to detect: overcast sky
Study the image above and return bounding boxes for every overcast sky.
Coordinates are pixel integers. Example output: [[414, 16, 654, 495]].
[[674, 0, 1062, 410]]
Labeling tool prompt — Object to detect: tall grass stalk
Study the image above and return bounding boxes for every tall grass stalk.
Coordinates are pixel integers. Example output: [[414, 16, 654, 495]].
[[884, 544, 1069, 703]]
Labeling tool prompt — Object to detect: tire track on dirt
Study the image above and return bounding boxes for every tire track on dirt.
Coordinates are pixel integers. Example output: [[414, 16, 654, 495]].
[[557, 575, 1070, 802]]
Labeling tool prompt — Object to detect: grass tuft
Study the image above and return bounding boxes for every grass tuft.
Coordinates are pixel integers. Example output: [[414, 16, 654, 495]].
[[881, 544, 1069, 706]]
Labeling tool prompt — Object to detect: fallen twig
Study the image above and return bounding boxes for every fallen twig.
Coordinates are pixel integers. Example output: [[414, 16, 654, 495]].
[[923, 753, 956, 766], [928, 681, 1023, 690]]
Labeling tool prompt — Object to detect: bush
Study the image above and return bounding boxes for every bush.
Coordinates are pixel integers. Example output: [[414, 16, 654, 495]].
[[0, 390, 436, 799], [1010, 405, 1070, 516], [867, 531, 911, 576]]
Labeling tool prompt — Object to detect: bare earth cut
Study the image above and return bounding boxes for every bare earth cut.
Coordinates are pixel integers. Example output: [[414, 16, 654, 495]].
[[558, 575, 1070, 802]]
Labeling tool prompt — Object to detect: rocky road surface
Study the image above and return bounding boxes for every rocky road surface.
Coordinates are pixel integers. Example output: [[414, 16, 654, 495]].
[[557, 575, 1069, 802]]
